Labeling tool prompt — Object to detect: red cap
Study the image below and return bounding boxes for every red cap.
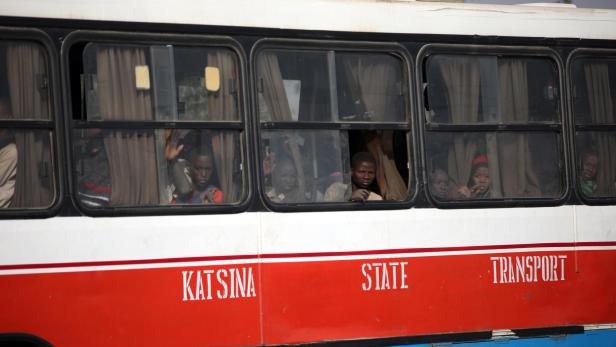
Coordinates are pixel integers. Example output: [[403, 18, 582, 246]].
[[472, 154, 488, 166]]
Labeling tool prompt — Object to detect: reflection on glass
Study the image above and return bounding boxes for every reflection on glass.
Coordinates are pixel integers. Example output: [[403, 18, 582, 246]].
[[0, 41, 52, 121], [571, 57, 616, 198], [426, 55, 559, 124], [261, 130, 350, 203], [0, 129, 55, 209], [336, 53, 405, 122], [257, 50, 331, 122], [425, 132, 562, 200], [257, 50, 408, 123], [74, 128, 243, 207], [576, 132, 616, 197], [82, 44, 239, 122], [0, 40, 55, 209], [571, 59, 616, 125]]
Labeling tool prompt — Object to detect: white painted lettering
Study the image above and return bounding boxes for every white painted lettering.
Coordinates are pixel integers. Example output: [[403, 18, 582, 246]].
[[559, 255, 567, 280], [217, 269, 228, 299], [204, 270, 214, 300], [181, 267, 257, 302], [195, 271, 205, 300], [247, 267, 256, 297], [491, 255, 568, 285], [381, 263, 390, 290], [182, 270, 195, 301], [491, 257, 499, 284], [361, 261, 409, 292], [373, 263, 382, 290], [516, 256, 525, 283], [235, 267, 247, 298], [500, 256, 508, 283], [400, 262, 408, 289], [390, 262, 399, 289], [525, 256, 533, 282], [362, 263, 372, 291]]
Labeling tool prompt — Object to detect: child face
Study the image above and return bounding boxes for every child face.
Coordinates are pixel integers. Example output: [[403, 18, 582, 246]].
[[192, 154, 214, 189], [471, 166, 490, 194], [581, 154, 598, 180], [274, 161, 297, 193], [431, 171, 449, 199]]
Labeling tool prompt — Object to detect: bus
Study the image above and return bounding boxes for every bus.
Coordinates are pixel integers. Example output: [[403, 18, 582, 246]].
[[0, 0, 615, 346]]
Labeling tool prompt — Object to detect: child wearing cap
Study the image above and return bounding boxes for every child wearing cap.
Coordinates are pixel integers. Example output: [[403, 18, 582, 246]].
[[457, 154, 491, 199]]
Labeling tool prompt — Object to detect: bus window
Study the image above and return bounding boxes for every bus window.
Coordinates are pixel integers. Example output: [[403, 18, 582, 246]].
[[70, 39, 246, 210], [261, 130, 350, 203], [256, 45, 411, 207], [0, 40, 56, 209], [336, 52, 406, 123], [423, 52, 564, 202], [571, 55, 616, 199]]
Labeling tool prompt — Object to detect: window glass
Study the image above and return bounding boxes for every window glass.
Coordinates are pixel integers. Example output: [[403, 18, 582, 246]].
[[425, 132, 562, 200], [257, 47, 412, 206], [424, 51, 563, 203], [82, 44, 240, 122], [572, 56, 616, 198], [576, 132, 616, 197], [572, 59, 616, 125], [74, 128, 243, 207], [0, 41, 52, 121], [257, 50, 407, 123], [0, 129, 55, 209], [261, 130, 350, 203], [426, 55, 559, 124], [0, 40, 56, 209], [335, 53, 405, 122], [257, 50, 331, 122], [74, 41, 245, 209]]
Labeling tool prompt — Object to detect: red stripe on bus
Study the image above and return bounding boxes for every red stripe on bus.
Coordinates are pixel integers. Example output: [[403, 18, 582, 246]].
[[1, 241, 615, 271]]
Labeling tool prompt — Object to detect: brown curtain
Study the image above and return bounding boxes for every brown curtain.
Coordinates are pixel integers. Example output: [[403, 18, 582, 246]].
[[342, 55, 408, 199], [366, 131, 407, 200], [495, 60, 540, 198], [340, 55, 400, 122], [207, 50, 240, 203], [258, 52, 306, 198], [96, 47, 158, 205], [440, 56, 480, 189], [7, 43, 54, 208], [584, 62, 616, 195]]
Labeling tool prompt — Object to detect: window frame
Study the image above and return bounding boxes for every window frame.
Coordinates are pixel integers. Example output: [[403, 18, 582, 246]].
[[0, 27, 64, 219], [251, 39, 417, 212], [417, 44, 570, 208], [62, 30, 252, 216], [567, 48, 616, 205]]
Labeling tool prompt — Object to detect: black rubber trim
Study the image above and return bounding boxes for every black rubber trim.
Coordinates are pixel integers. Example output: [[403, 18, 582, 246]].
[[260, 122, 410, 131], [272, 331, 492, 347], [512, 325, 585, 338], [72, 120, 244, 130], [425, 123, 562, 132], [0, 333, 54, 347]]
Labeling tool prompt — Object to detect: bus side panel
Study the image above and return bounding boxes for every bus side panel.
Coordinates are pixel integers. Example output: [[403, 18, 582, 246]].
[[260, 250, 616, 345], [0, 264, 261, 347]]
